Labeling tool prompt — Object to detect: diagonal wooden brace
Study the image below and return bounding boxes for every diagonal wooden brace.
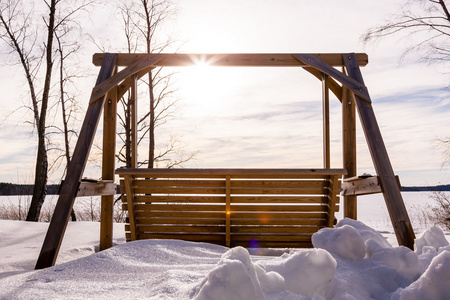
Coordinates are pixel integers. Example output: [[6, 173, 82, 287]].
[[293, 54, 371, 103], [35, 53, 118, 269], [89, 54, 166, 105], [303, 67, 343, 101]]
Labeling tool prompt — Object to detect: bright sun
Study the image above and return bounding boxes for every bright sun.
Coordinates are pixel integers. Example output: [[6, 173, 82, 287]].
[[177, 61, 245, 116]]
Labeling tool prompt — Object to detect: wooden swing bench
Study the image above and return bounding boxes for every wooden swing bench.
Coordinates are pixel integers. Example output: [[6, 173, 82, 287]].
[[117, 167, 346, 248], [34, 52, 417, 270]]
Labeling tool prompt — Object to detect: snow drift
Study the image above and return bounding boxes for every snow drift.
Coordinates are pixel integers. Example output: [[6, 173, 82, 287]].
[[0, 218, 449, 299]]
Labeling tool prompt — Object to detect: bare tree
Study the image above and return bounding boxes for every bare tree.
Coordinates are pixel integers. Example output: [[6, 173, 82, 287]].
[[363, 0, 450, 166], [116, 0, 195, 169], [363, 0, 450, 63], [0, 0, 93, 221], [0, 0, 55, 221], [364, 1, 450, 223]]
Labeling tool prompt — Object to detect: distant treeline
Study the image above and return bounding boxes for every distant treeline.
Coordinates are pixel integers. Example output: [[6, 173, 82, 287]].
[[401, 185, 450, 192], [0, 183, 60, 196], [0, 182, 449, 196]]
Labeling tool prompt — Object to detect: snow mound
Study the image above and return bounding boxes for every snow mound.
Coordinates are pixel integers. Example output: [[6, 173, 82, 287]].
[[192, 246, 266, 300], [312, 224, 365, 260], [194, 246, 337, 299], [366, 239, 420, 280], [262, 248, 336, 297], [415, 225, 449, 255], [1, 220, 450, 299], [337, 218, 392, 248], [392, 250, 450, 300]]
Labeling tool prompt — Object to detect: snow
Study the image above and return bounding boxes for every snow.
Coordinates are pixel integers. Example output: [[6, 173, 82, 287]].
[[1, 194, 450, 299]]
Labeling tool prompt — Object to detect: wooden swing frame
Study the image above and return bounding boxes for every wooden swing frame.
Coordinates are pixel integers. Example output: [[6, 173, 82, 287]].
[[35, 52, 415, 269]]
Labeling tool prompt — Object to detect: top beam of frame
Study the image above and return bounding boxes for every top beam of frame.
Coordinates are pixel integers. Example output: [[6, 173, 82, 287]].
[[93, 53, 368, 67]]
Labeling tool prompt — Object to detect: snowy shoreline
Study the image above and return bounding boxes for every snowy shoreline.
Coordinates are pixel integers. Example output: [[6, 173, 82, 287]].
[[1, 192, 450, 299]]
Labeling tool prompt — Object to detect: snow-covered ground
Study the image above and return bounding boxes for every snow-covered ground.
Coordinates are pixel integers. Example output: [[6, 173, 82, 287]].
[[0, 192, 449, 299]]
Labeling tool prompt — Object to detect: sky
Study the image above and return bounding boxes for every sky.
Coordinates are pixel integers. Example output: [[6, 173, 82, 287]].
[[0, 0, 449, 186]]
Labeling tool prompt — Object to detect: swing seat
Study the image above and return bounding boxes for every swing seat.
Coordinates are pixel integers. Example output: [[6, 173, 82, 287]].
[[116, 168, 346, 248]]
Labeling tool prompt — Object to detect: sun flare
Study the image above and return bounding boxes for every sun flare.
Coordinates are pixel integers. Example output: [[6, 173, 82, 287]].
[[177, 62, 246, 116]]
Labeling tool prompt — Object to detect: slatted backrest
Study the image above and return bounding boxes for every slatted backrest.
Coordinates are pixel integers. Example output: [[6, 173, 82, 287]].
[[116, 168, 346, 248]]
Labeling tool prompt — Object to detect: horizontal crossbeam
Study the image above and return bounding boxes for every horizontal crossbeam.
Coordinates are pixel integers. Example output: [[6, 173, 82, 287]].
[[93, 53, 368, 67]]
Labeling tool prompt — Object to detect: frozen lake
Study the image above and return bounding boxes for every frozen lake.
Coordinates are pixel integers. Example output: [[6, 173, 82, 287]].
[[1, 191, 445, 234]]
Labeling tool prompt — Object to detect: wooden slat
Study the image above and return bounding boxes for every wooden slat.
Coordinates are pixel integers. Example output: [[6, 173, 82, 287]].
[[229, 205, 329, 212], [138, 233, 225, 242], [93, 53, 369, 67], [230, 187, 328, 195], [230, 179, 329, 188], [134, 187, 225, 194], [133, 179, 225, 188], [230, 196, 328, 203], [231, 218, 326, 226], [133, 186, 329, 195], [134, 204, 226, 211], [136, 211, 226, 218], [132, 210, 328, 219], [115, 168, 347, 178], [135, 195, 225, 203], [127, 195, 332, 204], [231, 226, 323, 234], [231, 234, 313, 242], [135, 217, 326, 226], [138, 218, 226, 225], [229, 212, 328, 219], [131, 203, 329, 213], [137, 225, 225, 233], [233, 241, 313, 248], [132, 178, 330, 188]]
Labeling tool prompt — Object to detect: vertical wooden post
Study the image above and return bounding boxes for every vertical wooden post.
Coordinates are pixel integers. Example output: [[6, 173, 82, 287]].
[[322, 73, 331, 168], [124, 174, 137, 241], [100, 84, 118, 251], [225, 175, 231, 247], [35, 54, 117, 269], [130, 74, 138, 168], [342, 84, 357, 219], [327, 175, 340, 227], [343, 53, 415, 249]]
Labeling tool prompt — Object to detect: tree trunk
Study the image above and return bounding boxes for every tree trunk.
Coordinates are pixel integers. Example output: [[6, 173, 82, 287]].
[[57, 34, 77, 222], [26, 0, 56, 222], [26, 136, 48, 221]]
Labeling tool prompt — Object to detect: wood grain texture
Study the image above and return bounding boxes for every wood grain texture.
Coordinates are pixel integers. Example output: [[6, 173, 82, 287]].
[[100, 83, 118, 251], [117, 168, 345, 247], [35, 54, 117, 270], [93, 53, 368, 67], [293, 54, 371, 102], [342, 85, 357, 219], [344, 53, 415, 249]]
